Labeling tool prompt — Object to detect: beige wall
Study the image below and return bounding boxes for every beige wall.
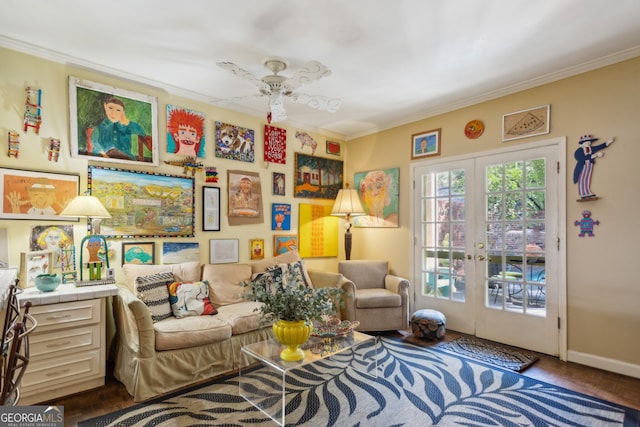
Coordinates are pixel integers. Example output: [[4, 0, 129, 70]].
[[346, 57, 640, 375], [2, 46, 639, 377], [0, 47, 341, 284]]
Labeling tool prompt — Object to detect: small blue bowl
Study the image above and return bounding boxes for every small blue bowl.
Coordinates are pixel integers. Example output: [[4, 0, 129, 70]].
[[35, 273, 61, 292]]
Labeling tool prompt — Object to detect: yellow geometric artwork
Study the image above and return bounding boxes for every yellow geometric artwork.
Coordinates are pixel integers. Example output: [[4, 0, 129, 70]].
[[298, 203, 338, 258]]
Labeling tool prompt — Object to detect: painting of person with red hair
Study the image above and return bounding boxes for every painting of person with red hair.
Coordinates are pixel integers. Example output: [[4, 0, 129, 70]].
[[166, 105, 206, 157]]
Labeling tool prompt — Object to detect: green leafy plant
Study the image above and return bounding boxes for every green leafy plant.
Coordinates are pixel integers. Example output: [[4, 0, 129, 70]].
[[243, 268, 343, 322]]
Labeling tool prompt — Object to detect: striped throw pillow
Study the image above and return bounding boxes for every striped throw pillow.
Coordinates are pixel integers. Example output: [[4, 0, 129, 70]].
[[135, 272, 175, 323]]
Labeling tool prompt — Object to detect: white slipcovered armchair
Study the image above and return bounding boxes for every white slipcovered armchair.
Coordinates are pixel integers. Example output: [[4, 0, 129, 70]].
[[338, 260, 410, 332]]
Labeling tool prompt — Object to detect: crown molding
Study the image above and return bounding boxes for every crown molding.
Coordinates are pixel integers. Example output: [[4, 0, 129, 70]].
[[2, 35, 638, 142], [346, 46, 640, 140]]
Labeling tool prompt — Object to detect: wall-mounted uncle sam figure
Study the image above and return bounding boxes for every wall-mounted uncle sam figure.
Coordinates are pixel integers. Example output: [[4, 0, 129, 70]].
[[573, 134, 614, 200]]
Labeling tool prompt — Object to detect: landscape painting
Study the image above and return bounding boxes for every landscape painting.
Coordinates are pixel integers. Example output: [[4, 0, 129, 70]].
[[294, 153, 343, 199], [89, 166, 194, 238]]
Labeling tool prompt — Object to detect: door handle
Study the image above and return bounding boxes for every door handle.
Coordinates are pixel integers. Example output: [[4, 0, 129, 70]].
[[476, 255, 488, 261]]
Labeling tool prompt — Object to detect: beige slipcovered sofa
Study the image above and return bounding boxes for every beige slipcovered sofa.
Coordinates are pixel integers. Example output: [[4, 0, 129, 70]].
[[113, 250, 348, 402]]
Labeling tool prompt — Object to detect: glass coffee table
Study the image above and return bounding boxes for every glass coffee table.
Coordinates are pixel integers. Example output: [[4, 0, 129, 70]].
[[239, 331, 377, 426]]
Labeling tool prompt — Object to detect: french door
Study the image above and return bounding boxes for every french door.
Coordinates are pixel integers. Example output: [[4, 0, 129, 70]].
[[413, 140, 564, 356]]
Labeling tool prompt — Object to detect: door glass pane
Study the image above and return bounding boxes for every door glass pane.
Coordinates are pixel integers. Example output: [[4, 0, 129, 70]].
[[484, 158, 546, 316], [419, 169, 466, 302]]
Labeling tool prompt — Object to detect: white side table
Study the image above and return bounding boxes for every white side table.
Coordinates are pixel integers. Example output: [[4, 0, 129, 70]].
[[17, 283, 118, 405]]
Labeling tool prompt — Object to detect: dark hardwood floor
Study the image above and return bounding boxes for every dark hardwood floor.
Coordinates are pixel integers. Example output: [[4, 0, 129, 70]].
[[45, 329, 640, 426]]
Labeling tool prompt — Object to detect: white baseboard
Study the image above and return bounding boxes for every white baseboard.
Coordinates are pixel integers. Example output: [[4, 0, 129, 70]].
[[567, 350, 640, 379]]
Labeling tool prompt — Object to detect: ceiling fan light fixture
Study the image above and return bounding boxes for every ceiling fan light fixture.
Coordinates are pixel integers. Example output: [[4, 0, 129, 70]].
[[262, 57, 288, 74], [217, 57, 341, 120]]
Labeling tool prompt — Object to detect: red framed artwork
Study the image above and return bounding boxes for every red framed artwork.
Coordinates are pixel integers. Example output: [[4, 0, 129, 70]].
[[264, 125, 286, 164]]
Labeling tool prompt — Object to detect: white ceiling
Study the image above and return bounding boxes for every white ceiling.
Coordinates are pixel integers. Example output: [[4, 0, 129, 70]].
[[1, 0, 640, 140]]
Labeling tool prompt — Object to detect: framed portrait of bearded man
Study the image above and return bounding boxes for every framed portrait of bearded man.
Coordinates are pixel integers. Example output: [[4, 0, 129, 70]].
[[353, 167, 399, 228]]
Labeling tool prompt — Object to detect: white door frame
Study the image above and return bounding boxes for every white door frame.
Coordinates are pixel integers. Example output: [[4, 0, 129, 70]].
[[410, 136, 567, 361]]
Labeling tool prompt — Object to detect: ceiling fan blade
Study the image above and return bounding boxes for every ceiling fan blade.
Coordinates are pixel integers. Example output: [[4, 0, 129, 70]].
[[283, 61, 331, 91], [289, 93, 342, 113], [210, 93, 265, 105], [217, 61, 271, 93]]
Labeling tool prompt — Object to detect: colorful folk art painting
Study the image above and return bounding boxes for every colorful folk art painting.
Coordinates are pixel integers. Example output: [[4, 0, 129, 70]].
[[274, 235, 298, 256], [122, 242, 155, 265], [227, 170, 263, 224], [70, 77, 158, 166], [294, 153, 343, 200], [250, 239, 265, 260], [264, 125, 286, 164], [162, 242, 199, 263], [0, 168, 79, 221], [298, 203, 338, 257], [30, 225, 74, 268], [271, 203, 291, 230], [89, 166, 195, 238], [353, 167, 400, 228], [166, 105, 206, 158], [215, 121, 255, 163]]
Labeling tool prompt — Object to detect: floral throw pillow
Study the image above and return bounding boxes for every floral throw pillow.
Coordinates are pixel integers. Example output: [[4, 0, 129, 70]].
[[287, 260, 312, 288], [251, 265, 285, 293], [135, 272, 175, 323], [167, 280, 217, 318]]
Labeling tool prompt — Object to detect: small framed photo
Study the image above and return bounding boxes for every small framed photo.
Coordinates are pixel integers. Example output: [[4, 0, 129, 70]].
[[250, 238, 265, 260], [274, 235, 298, 256], [502, 104, 550, 142], [202, 186, 220, 231], [122, 242, 155, 265], [19, 250, 53, 288], [411, 128, 441, 159], [209, 239, 239, 264], [272, 172, 285, 196]]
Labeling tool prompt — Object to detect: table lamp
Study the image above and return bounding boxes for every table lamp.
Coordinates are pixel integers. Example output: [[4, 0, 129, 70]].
[[331, 184, 366, 260], [60, 193, 112, 282], [60, 193, 111, 235]]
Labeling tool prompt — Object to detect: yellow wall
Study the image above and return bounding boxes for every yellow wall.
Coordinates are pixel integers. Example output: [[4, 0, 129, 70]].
[[2, 45, 639, 377], [0, 47, 341, 283], [347, 57, 640, 374]]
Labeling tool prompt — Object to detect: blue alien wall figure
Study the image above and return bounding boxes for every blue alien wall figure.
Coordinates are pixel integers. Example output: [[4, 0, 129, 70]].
[[575, 210, 600, 237]]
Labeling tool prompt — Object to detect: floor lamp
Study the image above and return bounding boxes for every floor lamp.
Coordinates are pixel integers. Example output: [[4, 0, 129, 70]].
[[331, 185, 366, 260]]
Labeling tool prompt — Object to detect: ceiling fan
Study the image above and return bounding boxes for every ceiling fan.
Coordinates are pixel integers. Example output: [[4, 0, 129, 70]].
[[215, 57, 341, 123]]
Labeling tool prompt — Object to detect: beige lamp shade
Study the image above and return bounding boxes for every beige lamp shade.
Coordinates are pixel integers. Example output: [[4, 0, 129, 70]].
[[331, 186, 365, 261], [60, 195, 111, 218], [331, 188, 366, 217]]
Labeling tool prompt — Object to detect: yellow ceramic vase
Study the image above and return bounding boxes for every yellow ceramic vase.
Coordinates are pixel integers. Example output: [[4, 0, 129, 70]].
[[272, 319, 312, 361]]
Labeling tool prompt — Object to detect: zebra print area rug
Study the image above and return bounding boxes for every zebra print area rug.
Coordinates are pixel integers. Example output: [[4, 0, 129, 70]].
[[81, 337, 638, 426], [437, 336, 539, 372]]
